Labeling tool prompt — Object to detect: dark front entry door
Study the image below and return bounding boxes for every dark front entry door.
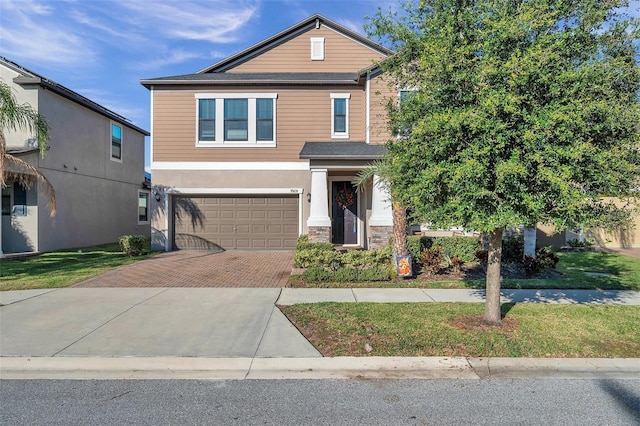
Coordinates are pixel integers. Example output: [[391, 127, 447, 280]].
[[332, 181, 358, 245]]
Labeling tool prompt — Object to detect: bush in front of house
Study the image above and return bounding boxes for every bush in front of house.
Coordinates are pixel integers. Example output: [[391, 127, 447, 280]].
[[341, 244, 392, 269], [406, 235, 480, 264], [294, 245, 342, 268], [119, 235, 150, 256], [475, 236, 560, 276], [294, 235, 394, 281], [302, 266, 392, 282]]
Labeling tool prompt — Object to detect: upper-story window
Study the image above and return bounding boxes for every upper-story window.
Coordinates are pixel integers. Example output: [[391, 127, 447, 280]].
[[224, 99, 248, 141], [311, 37, 325, 60], [331, 93, 350, 139], [198, 99, 215, 141], [195, 93, 277, 147], [111, 123, 122, 161], [398, 89, 417, 138], [256, 98, 274, 141]]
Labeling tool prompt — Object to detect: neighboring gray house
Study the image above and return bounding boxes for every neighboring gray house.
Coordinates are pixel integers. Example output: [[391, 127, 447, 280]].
[[1, 57, 150, 255]]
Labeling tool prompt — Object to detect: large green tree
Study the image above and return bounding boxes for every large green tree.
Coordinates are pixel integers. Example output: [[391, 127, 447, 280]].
[[0, 80, 55, 216], [368, 0, 640, 325]]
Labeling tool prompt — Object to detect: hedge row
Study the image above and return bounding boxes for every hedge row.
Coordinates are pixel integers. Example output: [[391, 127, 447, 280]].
[[406, 235, 480, 263]]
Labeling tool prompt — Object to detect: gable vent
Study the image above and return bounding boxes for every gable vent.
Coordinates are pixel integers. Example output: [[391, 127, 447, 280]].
[[311, 37, 324, 61]]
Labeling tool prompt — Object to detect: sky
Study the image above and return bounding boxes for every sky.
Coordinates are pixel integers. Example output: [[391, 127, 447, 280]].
[[0, 0, 638, 172], [0, 0, 396, 171]]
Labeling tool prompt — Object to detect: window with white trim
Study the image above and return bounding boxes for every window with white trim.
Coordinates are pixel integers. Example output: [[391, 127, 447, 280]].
[[111, 123, 122, 161], [138, 190, 150, 223], [195, 94, 277, 147], [198, 99, 215, 141], [311, 37, 325, 60], [330, 93, 350, 138], [398, 88, 417, 139]]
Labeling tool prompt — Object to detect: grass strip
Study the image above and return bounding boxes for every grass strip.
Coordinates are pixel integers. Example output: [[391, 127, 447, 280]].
[[280, 302, 640, 358], [0, 243, 157, 291]]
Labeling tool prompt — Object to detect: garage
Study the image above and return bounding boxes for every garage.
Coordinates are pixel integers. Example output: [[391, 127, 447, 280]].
[[172, 195, 299, 250]]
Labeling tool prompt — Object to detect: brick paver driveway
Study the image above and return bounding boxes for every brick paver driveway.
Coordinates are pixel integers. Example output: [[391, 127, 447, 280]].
[[73, 251, 294, 288]]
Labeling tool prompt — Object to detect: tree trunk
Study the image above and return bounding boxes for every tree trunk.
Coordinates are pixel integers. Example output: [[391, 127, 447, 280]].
[[392, 201, 409, 257], [484, 227, 503, 326]]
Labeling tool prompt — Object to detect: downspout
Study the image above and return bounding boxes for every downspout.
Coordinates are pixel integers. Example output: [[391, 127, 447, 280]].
[[365, 72, 371, 144]]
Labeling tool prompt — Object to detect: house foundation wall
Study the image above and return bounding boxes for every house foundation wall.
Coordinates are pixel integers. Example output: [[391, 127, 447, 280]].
[[308, 226, 331, 243], [369, 225, 393, 249]]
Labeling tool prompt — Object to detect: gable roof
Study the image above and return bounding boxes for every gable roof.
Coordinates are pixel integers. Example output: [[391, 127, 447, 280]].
[[1, 57, 149, 136], [198, 14, 393, 74]]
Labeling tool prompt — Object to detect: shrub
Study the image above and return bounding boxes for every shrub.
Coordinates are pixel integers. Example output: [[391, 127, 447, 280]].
[[295, 234, 310, 249], [302, 267, 335, 281], [502, 235, 524, 263], [475, 250, 488, 264], [430, 236, 480, 263], [119, 235, 149, 256], [536, 247, 560, 269], [294, 246, 341, 268], [357, 266, 392, 281], [567, 238, 592, 248], [449, 256, 464, 274], [295, 235, 334, 252], [302, 266, 391, 282], [420, 246, 444, 275], [522, 255, 541, 276], [407, 235, 430, 260], [342, 248, 392, 269], [406, 235, 480, 264]]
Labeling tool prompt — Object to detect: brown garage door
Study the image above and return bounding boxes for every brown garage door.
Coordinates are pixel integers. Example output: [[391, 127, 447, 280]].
[[173, 195, 299, 250]]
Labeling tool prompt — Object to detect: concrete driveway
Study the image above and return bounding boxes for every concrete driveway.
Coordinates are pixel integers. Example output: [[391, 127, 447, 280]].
[[73, 251, 294, 288], [0, 288, 320, 358]]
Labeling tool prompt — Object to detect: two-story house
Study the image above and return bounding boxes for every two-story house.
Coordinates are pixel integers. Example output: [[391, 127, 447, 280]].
[[143, 14, 399, 252], [1, 57, 150, 255]]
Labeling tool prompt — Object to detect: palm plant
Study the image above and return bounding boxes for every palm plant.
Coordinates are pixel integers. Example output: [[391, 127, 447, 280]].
[[0, 80, 55, 216], [354, 160, 408, 258]]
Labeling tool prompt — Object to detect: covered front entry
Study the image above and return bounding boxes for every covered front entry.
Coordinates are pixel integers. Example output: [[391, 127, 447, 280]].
[[300, 142, 393, 249], [173, 195, 299, 251]]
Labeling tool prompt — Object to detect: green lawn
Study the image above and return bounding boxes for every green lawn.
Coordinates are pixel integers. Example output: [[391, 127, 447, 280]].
[[280, 302, 640, 358], [0, 243, 157, 291], [290, 252, 640, 291]]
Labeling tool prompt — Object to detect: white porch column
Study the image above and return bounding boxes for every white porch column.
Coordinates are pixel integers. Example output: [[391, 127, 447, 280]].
[[524, 226, 537, 258], [369, 175, 393, 226], [307, 168, 331, 227]]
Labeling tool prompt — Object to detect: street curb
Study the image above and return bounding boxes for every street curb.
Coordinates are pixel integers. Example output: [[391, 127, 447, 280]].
[[1, 356, 638, 380]]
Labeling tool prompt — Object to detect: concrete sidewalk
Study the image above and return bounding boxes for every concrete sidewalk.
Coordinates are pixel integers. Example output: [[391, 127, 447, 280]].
[[1, 288, 639, 380]]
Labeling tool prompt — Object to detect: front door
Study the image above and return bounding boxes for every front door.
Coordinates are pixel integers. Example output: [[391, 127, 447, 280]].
[[332, 181, 358, 245]]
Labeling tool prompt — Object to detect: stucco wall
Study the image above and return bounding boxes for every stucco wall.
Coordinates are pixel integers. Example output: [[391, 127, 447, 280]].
[[1, 66, 149, 253], [35, 90, 149, 251]]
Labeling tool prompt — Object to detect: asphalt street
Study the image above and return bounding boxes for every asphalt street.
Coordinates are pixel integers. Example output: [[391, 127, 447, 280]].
[[2, 378, 639, 425]]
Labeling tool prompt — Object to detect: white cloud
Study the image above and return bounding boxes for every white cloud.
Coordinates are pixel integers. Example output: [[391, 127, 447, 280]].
[[0, 3, 98, 67], [0, 0, 54, 15], [116, 0, 258, 43], [132, 49, 216, 71], [336, 18, 366, 35]]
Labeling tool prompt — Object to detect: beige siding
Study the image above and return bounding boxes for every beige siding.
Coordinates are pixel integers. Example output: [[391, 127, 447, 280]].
[[368, 73, 395, 145], [230, 25, 385, 73], [588, 198, 640, 248], [152, 85, 366, 162]]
